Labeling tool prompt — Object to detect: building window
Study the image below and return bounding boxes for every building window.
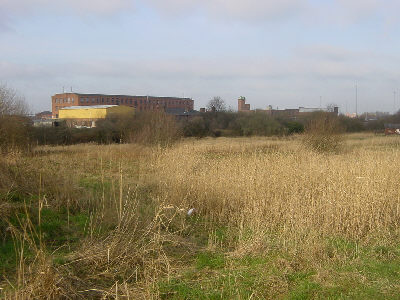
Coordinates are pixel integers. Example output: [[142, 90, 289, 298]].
[[102, 98, 104, 103]]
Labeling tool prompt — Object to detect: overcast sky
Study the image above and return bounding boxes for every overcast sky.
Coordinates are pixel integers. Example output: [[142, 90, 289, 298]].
[[1, 0, 400, 113]]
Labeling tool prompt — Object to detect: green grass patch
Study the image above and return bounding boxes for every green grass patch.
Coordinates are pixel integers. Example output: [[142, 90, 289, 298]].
[[79, 177, 111, 192], [196, 252, 225, 270], [0, 239, 17, 274]]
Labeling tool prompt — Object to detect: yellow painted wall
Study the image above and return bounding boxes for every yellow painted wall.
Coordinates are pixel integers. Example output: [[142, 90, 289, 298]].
[[59, 106, 134, 119]]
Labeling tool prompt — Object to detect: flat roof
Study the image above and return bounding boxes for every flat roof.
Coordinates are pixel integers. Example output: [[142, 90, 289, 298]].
[[60, 105, 118, 110], [54, 93, 193, 100]]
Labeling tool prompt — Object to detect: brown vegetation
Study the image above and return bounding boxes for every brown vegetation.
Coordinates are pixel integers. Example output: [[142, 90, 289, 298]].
[[302, 112, 344, 153], [1, 134, 400, 298]]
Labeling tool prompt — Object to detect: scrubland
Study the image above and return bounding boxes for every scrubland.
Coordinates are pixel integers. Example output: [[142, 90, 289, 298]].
[[1, 133, 400, 299]]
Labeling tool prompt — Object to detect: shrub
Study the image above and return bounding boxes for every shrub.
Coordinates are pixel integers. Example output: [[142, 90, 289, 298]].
[[0, 84, 32, 153], [285, 121, 305, 135], [302, 113, 343, 153], [237, 112, 284, 136], [337, 115, 365, 132], [128, 111, 182, 146], [0, 115, 33, 154], [32, 122, 74, 145], [183, 116, 209, 137]]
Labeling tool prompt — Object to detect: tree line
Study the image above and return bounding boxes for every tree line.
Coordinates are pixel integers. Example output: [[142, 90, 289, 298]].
[[2, 86, 400, 153]]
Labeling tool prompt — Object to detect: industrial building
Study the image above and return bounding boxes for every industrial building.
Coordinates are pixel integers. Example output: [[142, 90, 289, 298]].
[[238, 96, 251, 112], [59, 105, 134, 128], [238, 97, 338, 117], [52, 92, 194, 118]]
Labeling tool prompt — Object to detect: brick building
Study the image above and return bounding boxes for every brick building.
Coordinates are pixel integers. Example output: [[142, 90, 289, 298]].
[[238, 96, 251, 112], [51, 93, 194, 118]]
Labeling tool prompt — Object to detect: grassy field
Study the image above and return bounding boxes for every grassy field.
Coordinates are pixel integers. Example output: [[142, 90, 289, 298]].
[[1, 133, 400, 299]]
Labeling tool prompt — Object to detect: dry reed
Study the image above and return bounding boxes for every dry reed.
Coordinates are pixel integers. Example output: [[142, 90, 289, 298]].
[[155, 135, 400, 254]]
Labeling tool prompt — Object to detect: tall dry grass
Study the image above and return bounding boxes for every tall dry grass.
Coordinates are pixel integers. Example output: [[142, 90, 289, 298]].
[[302, 113, 344, 153], [155, 135, 400, 254], [2, 134, 400, 298], [0, 143, 187, 299]]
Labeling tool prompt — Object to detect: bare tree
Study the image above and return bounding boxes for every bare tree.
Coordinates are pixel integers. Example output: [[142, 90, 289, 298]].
[[207, 96, 226, 112], [0, 83, 29, 116], [0, 84, 31, 153]]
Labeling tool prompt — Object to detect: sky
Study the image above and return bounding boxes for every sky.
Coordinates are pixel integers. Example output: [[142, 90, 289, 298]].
[[1, 0, 400, 114]]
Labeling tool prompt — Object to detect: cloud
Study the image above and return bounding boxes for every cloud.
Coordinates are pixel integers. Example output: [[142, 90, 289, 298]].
[[2, 50, 399, 113], [311, 0, 400, 26], [0, 0, 133, 16], [1, 43, 396, 84], [144, 0, 400, 26], [0, 0, 134, 32], [1, 0, 400, 26], [145, 0, 307, 21]]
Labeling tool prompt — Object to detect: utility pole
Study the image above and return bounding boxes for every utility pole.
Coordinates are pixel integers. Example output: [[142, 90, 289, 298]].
[[394, 91, 396, 114], [355, 83, 358, 116]]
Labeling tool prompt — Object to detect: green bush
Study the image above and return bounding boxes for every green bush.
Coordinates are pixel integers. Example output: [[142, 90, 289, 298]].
[[286, 121, 305, 134], [183, 116, 209, 137]]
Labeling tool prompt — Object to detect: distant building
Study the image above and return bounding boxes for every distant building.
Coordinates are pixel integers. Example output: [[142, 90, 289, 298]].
[[238, 96, 251, 112], [58, 105, 134, 128], [52, 92, 194, 118], [165, 108, 201, 121], [238, 97, 338, 117], [33, 119, 55, 127], [345, 113, 357, 118], [299, 107, 326, 113], [35, 111, 52, 119]]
